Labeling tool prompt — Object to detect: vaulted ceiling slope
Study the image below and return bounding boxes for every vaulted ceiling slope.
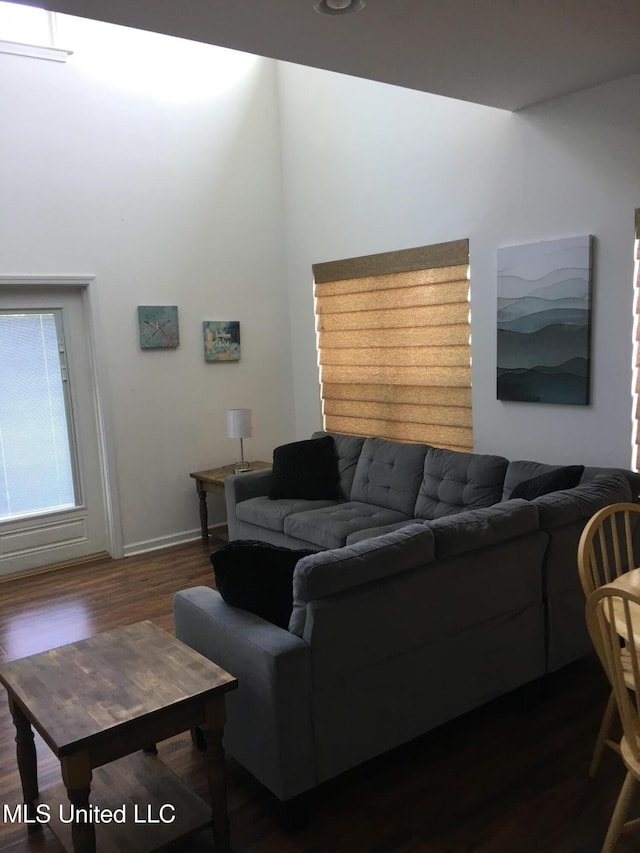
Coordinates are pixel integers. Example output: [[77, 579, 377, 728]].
[[33, 0, 640, 110]]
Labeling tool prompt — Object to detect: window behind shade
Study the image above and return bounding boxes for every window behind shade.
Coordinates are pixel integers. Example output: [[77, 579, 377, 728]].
[[313, 239, 472, 451]]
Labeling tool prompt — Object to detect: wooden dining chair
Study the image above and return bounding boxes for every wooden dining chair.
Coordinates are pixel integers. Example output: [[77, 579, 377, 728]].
[[577, 502, 640, 777], [586, 585, 640, 852]]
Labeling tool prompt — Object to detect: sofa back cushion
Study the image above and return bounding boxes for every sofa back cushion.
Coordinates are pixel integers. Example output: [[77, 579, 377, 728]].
[[312, 431, 366, 499], [532, 472, 633, 530], [414, 447, 509, 520], [582, 466, 640, 498], [289, 523, 435, 637], [425, 499, 539, 557], [350, 437, 429, 515]]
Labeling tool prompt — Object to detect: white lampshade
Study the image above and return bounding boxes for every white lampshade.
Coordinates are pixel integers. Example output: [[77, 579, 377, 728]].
[[227, 408, 253, 439]]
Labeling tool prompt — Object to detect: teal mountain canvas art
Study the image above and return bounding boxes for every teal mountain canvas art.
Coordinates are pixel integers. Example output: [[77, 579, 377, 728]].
[[496, 236, 592, 404]]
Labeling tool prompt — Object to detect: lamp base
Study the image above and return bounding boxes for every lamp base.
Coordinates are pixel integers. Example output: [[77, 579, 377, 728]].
[[234, 461, 251, 473]]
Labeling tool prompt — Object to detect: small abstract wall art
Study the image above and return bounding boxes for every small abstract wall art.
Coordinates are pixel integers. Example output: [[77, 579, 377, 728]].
[[203, 321, 241, 362], [137, 305, 179, 349], [496, 235, 593, 405]]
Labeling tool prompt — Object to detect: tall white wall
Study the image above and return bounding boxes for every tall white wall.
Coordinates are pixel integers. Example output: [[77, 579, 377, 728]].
[[3, 17, 639, 558], [277, 65, 640, 469], [0, 19, 293, 553]]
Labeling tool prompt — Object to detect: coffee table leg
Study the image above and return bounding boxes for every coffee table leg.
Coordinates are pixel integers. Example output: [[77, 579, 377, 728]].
[[61, 753, 96, 853], [8, 696, 39, 821], [202, 697, 232, 852]]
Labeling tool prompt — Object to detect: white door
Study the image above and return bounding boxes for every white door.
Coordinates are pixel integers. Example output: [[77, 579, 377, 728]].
[[0, 282, 111, 574]]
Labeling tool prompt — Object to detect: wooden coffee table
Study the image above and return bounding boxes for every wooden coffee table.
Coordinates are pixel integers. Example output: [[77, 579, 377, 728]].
[[0, 620, 238, 853]]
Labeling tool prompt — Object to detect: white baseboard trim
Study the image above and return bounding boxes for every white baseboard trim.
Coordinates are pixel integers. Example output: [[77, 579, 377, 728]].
[[123, 524, 226, 558]]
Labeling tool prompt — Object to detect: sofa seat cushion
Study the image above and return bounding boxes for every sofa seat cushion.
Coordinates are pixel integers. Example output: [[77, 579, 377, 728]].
[[346, 520, 421, 545], [284, 501, 411, 550], [414, 447, 509, 520], [350, 437, 429, 515], [236, 495, 343, 533]]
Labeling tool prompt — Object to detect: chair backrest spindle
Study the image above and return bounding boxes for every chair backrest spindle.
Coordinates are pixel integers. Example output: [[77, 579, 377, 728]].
[[578, 503, 640, 597], [587, 587, 640, 766]]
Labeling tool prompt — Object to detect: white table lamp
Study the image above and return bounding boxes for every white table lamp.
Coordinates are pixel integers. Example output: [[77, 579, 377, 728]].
[[227, 408, 253, 473]]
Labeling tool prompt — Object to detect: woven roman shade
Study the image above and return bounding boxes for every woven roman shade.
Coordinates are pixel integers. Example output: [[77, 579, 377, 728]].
[[313, 239, 472, 451], [633, 209, 640, 469]]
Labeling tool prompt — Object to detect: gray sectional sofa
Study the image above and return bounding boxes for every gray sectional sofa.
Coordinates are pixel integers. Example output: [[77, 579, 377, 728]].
[[173, 431, 640, 805]]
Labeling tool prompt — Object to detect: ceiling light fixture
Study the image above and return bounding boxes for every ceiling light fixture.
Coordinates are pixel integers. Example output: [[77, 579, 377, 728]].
[[313, 0, 365, 15]]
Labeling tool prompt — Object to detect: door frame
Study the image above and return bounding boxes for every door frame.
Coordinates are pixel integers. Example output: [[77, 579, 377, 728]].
[[0, 275, 123, 560]]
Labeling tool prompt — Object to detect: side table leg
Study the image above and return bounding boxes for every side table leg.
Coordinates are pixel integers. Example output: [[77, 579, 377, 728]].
[[8, 696, 39, 823], [198, 486, 209, 543], [202, 697, 232, 852], [61, 752, 95, 853]]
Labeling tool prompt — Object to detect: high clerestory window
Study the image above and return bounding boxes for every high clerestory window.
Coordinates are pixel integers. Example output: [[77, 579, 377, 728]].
[[313, 239, 472, 452], [0, 0, 71, 61]]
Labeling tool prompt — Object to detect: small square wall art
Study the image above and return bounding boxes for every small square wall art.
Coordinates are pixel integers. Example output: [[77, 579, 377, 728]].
[[496, 235, 593, 405], [203, 320, 241, 362], [137, 305, 179, 349]]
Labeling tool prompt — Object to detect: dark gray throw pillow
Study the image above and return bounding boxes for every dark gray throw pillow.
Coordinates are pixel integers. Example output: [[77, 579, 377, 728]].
[[211, 540, 315, 629], [510, 465, 585, 500], [269, 435, 342, 500]]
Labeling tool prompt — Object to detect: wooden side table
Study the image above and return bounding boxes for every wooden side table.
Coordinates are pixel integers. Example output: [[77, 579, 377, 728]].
[[190, 461, 271, 543], [0, 620, 238, 853]]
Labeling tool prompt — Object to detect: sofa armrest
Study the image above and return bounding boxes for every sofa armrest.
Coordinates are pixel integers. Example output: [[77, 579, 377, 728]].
[[173, 586, 315, 801], [225, 468, 274, 540], [225, 468, 273, 505]]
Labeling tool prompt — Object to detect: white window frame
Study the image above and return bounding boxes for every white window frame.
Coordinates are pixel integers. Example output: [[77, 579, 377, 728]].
[[0, 276, 123, 562]]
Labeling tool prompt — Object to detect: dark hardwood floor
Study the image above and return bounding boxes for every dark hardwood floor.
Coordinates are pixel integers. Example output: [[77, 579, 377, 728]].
[[0, 537, 637, 852]]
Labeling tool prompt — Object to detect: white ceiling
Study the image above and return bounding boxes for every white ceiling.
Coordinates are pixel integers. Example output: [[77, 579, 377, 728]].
[[31, 0, 640, 110]]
